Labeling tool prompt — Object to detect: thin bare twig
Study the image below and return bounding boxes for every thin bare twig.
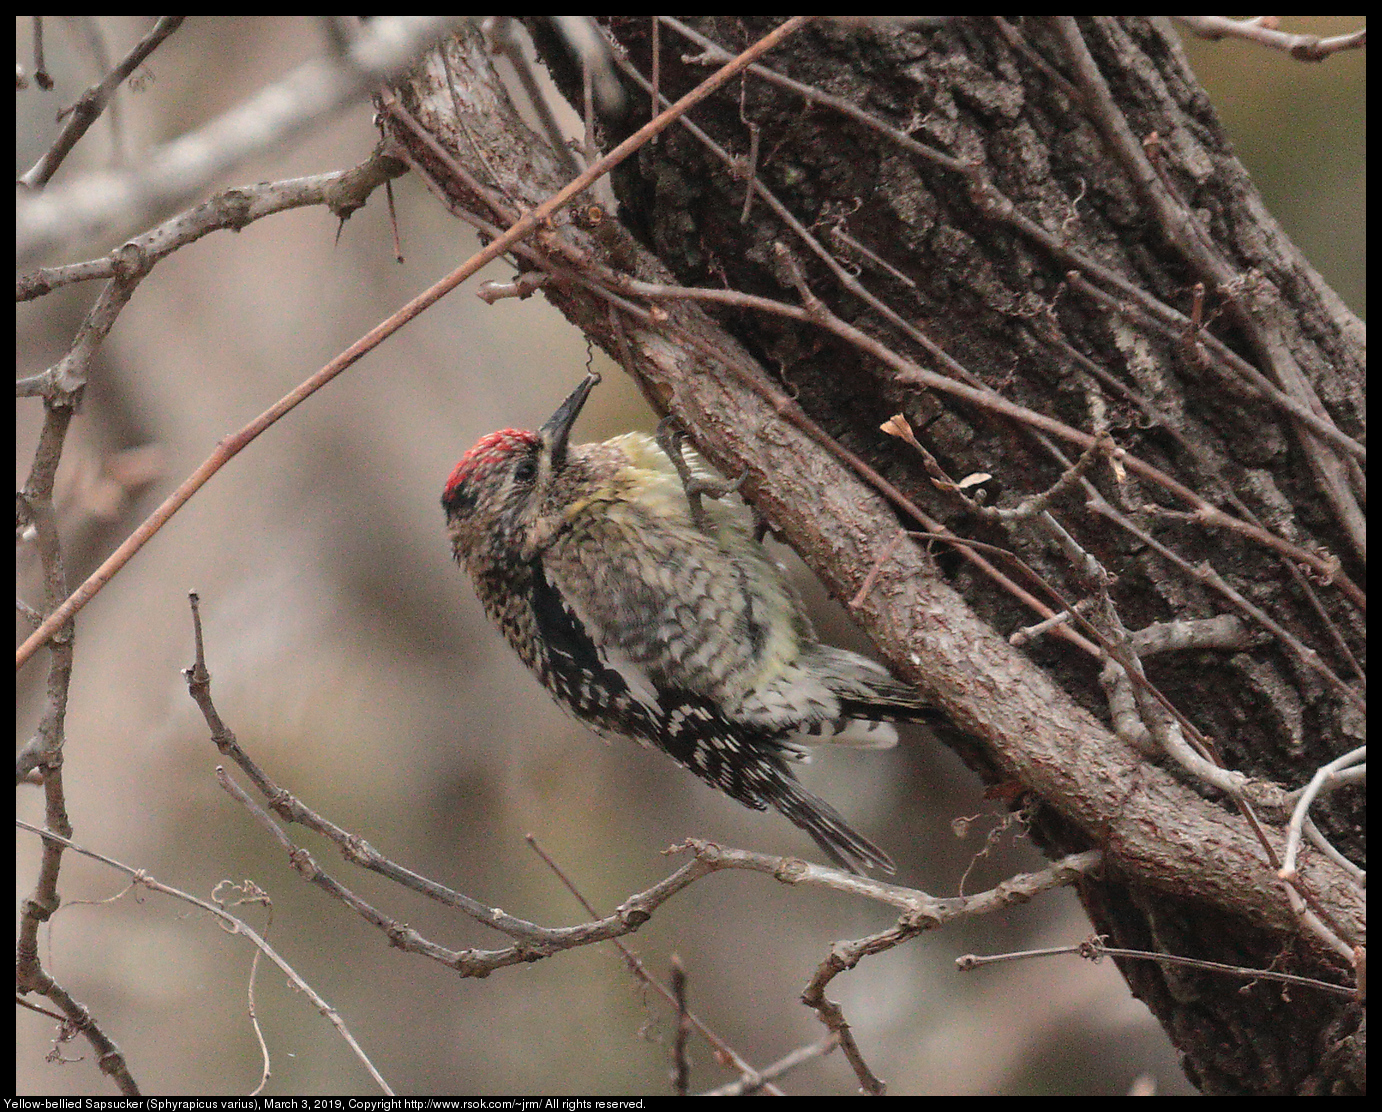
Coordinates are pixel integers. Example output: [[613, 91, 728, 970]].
[[1173, 16, 1366, 61], [670, 954, 692, 1095], [18, 16, 185, 189], [957, 934, 1356, 999], [16, 819, 393, 1094], [524, 834, 783, 1095]]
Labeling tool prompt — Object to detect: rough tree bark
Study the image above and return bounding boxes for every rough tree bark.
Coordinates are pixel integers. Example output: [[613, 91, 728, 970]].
[[385, 16, 1363, 1094]]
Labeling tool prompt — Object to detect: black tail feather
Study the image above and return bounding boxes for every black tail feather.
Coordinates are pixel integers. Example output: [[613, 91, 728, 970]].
[[764, 766, 895, 875]]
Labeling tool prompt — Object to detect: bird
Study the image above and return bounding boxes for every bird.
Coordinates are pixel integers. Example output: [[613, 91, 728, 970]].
[[442, 373, 935, 873]]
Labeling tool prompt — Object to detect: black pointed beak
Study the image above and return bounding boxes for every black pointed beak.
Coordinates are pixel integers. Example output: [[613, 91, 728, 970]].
[[541, 372, 601, 467]]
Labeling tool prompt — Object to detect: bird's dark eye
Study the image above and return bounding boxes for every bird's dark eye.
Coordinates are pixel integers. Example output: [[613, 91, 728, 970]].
[[513, 455, 538, 485]]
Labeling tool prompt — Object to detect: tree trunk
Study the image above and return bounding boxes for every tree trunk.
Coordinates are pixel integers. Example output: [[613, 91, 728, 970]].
[[386, 16, 1363, 1093]]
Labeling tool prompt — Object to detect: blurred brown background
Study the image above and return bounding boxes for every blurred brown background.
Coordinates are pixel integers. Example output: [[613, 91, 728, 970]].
[[17, 17, 1363, 1095]]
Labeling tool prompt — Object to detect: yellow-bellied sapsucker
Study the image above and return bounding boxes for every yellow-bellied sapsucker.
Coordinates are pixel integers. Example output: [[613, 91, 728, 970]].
[[442, 374, 935, 874]]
